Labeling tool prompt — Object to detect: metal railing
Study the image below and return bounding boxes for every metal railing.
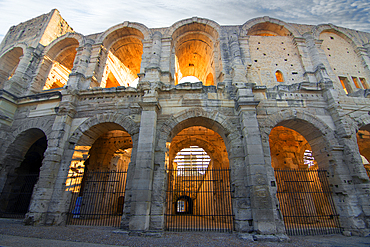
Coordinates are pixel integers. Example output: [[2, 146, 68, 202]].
[[165, 168, 233, 232], [66, 169, 127, 227], [274, 169, 342, 235]]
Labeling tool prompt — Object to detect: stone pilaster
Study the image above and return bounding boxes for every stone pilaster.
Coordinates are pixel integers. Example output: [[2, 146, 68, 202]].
[[304, 33, 332, 84], [293, 37, 317, 83], [127, 85, 160, 231], [235, 83, 283, 234]]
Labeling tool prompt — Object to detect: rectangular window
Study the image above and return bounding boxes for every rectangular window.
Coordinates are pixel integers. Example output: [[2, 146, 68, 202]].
[[339, 76, 351, 94], [360, 78, 368, 89], [352, 77, 361, 89]]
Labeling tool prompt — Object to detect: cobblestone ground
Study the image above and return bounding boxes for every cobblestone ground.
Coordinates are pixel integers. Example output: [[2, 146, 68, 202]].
[[0, 219, 370, 247]]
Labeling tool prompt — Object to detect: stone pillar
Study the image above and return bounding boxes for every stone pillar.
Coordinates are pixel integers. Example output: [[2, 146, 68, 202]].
[[4, 47, 35, 96], [128, 85, 160, 231], [25, 90, 77, 225], [235, 83, 283, 235], [68, 39, 95, 90]]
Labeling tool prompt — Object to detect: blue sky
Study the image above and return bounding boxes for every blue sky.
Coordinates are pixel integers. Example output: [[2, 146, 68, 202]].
[[0, 0, 369, 43]]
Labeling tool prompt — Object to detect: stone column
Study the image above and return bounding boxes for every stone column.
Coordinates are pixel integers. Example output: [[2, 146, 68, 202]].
[[128, 85, 160, 231], [235, 83, 283, 235], [4, 47, 35, 96], [25, 90, 77, 225]]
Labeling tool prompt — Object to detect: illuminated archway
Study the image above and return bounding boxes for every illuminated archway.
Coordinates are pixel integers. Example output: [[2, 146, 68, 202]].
[[171, 21, 219, 86], [165, 125, 232, 231], [100, 27, 144, 88]]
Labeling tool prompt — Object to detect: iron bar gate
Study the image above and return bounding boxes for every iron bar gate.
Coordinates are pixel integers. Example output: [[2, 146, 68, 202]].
[[0, 173, 39, 219], [66, 169, 127, 227], [274, 169, 342, 235], [165, 168, 233, 232]]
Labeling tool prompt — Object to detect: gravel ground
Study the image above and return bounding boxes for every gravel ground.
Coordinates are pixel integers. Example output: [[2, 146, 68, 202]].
[[1, 218, 370, 247]]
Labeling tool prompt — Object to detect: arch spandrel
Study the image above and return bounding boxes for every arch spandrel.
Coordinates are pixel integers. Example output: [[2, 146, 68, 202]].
[[241, 16, 302, 38]]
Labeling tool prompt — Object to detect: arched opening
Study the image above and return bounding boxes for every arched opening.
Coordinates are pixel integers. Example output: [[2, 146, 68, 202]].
[[172, 23, 217, 86], [356, 126, 370, 178], [176, 195, 193, 214], [319, 31, 369, 94], [100, 27, 143, 88], [269, 124, 341, 235], [165, 125, 233, 231], [0, 47, 23, 86], [0, 129, 47, 218], [275, 70, 284, 83], [65, 124, 133, 226], [41, 38, 78, 90]]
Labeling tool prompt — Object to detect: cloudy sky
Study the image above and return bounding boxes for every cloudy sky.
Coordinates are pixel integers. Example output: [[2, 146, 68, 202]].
[[0, 0, 369, 43]]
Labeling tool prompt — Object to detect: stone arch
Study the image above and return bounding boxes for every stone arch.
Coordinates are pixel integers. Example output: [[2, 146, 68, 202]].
[[97, 22, 150, 46], [241, 16, 302, 37], [157, 108, 240, 156], [313, 24, 362, 48], [166, 17, 220, 39], [31, 34, 81, 92], [0, 46, 24, 86], [69, 113, 139, 146], [260, 109, 339, 169]]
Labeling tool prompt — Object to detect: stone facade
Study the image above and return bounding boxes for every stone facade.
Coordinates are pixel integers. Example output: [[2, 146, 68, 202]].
[[1, 9, 370, 236]]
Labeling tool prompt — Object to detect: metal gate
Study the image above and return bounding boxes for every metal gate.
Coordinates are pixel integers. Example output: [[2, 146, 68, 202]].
[[165, 168, 233, 232], [275, 169, 342, 235], [0, 173, 39, 219], [66, 169, 127, 227]]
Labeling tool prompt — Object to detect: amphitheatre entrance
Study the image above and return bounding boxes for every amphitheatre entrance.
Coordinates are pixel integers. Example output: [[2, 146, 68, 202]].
[[165, 126, 233, 232], [0, 129, 47, 219], [65, 125, 132, 227], [269, 125, 341, 235]]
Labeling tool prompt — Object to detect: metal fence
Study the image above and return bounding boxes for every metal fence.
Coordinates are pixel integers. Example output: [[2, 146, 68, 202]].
[[66, 169, 127, 227], [0, 173, 39, 219], [165, 168, 233, 232], [274, 169, 342, 235]]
